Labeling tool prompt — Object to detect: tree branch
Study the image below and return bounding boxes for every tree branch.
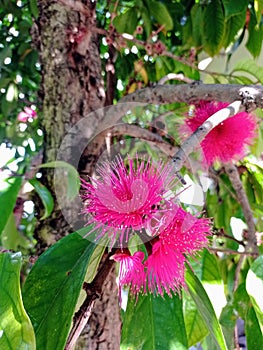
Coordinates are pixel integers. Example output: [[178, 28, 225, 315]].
[[171, 100, 242, 172], [65, 253, 115, 350], [99, 84, 263, 133], [224, 163, 258, 254]]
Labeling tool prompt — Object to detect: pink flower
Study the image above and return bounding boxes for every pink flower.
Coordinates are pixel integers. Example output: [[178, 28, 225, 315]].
[[112, 251, 146, 298], [182, 101, 256, 166], [81, 156, 176, 247], [146, 241, 186, 296], [17, 107, 37, 123], [146, 206, 210, 296]]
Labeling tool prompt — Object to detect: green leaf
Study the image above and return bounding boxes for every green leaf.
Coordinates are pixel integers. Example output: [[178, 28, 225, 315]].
[[202, 0, 225, 56], [246, 306, 263, 350], [121, 293, 188, 350], [38, 160, 80, 200], [246, 255, 263, 333], [222, 0, 249, 19], [222, 11, 246, 48], [1, 213, 32, 250], [231, 58, 263, 84], [254, 0, 263, 23], [29, 178, 54, 220], [148, 1, 173, 31], [246, 10, 263, 57], [23, 232, 97, 350], [0, 252, 36, 350], [190, 4, 203, 47], [113, 9, 138, 34], [0, 176, 22, 237], [185, 265, 227, 350], [183, 291, 209, 346], [201, 250, 227, 318], [29, 0, 39, 18]]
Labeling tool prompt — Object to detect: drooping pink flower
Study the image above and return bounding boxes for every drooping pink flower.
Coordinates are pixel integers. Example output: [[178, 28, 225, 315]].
[[146, 241, 186, 296], [112, 251, 146, 298], [81, 156, 176, 247], [182, 101, 256, 166], [17, 107, 37, 123], [146, 206, 210, 296]]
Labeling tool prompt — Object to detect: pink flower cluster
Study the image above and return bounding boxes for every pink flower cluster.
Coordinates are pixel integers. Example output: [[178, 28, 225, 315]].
[[17, 107, 37, 123], [181, 101, 256, 166], [82, 156, 210, 298]]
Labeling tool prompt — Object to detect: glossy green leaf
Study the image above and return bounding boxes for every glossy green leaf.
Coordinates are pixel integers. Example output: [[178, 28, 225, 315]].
[[0, 176, 22, 237], [38, 160, 80, 200], [202, 0, 225, 56], [222, 11, 246, 48], [1, 213, 32, 250], [148, 1, 173, 31], [201, 250, 227, 318], [113, 9, 138, 34], [29, 0, 39, 18], [222, 0, 249, 19], [29, 178, 54, 220], [254, 0, 263, 24], [0, 251, 36, 350], [246, 10, 263, 57], [121, 293, 188, 350], [246, 255, 263, 332], [183, 290, 208, 346], [190, 4, 203, 47], [232, 58, 263, 84], [246, 306, 263, 350], [23, 232, 97, 350], [185, 266, 227, 350]]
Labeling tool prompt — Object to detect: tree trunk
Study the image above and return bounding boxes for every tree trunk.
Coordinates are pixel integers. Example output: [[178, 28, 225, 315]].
[[34, 0, 121, 348]]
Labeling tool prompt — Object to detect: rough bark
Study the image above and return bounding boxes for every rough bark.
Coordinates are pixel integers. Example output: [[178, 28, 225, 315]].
[[34, 1, 121, 348]]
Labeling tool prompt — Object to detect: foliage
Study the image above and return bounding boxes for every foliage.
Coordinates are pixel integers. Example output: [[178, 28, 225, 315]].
[[0, 0, 263, 349]]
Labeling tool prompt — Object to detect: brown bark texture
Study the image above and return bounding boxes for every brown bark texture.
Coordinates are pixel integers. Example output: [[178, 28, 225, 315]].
[[34, 0, 121, 348]]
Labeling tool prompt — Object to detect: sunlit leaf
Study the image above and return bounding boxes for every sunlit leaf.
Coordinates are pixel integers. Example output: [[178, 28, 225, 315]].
[[0, 251, 36, 350], [246, 255, 263, 332], [185, 265, 227, 350], [38, 160, 80, 200], [29, 178, 54, 220], [121, 293, 188, 350], [23, 232, 97, 350], [183, 290, 208, 346], [0, 176, 22, 237], [246, 305, 263, 350]]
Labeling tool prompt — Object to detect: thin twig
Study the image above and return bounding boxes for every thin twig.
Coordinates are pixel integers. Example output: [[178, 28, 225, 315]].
[[208, 247, 258, 257], [214, 230, 245, 247], [64, 254, 115, 350], [224, 163, 258, 254]]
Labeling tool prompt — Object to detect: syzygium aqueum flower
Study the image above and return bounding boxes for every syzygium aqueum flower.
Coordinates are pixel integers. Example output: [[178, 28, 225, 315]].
[[17, 107, 37, 123], [146, 205, 210, 297], [81, 155, 176, 247], [181, 101, 256, 166], [112, 251, 146, 299], [112, 205, 210, 299]]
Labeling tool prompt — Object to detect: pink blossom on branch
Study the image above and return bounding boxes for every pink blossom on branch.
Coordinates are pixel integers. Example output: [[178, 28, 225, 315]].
[[146, 206, 210, 297], [17, 107, 37, 123], [112, 206, 210, 299], [181, 101, 256, 166], [81, 156, 176, 247], [112, 251, 146, 298]]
